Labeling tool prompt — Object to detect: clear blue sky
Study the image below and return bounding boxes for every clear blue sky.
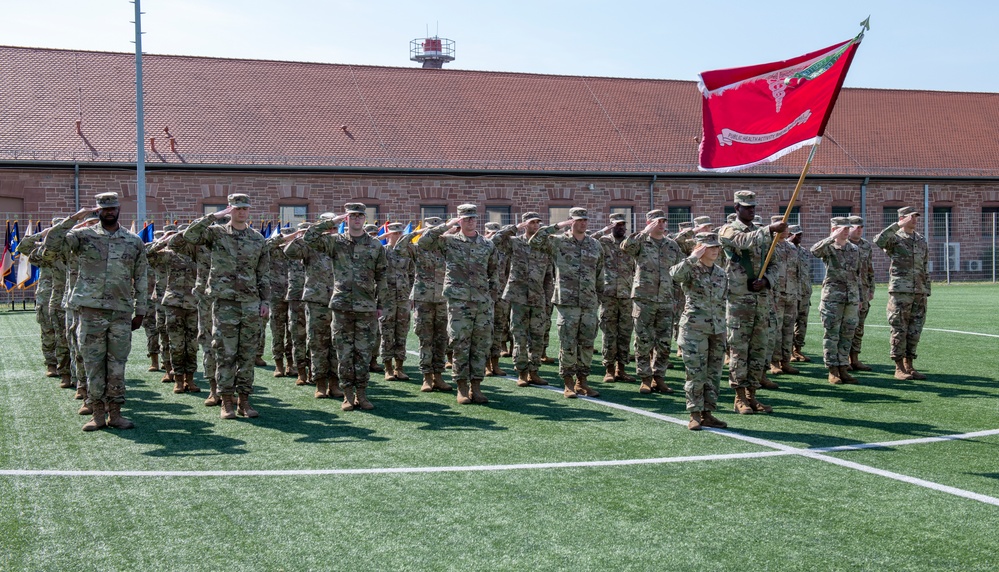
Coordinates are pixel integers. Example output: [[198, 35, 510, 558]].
[[3, 0, 995, 93]]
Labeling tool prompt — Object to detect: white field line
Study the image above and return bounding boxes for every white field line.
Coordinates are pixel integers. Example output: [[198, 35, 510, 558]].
[[812, 428, 999, 453], [808, 322, 999, 339]]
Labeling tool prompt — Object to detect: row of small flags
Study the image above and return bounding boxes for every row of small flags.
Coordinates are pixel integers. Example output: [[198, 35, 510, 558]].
[[1, 220, 42, 291]]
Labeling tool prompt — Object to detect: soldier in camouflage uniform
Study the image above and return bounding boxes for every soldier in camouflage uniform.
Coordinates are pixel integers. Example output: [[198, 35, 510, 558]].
[[303, 203, 387, 411], [875, 206, 931, 380], [669, 220, 693, 359], [148, 229, 175, 384], [47, 193, 148, 431], [848, 216, 876, 372], [670, 232, 729, 430], [530, 207, 604, 398], [184, 194, 271, 419], [363, 223, 386, 375], [266, 227, 294, 377], [593, 212, 635, 383], [764, 215, 796, 384], [152, 227, 202, 394], [287, 223, 310, 384], [419, 204, 498, 405], [379, 223, 415, 381], [718, 190, 784, 415], [621, 209, 683, 395], [397, 217, 453, 392], [284, 218, 344, 400], [483, 221, 511, 377], [788, 227, 814, 363], [21, 229, 58, 378], [193, 216, 222, 405], [776, 224, 803, 374], [490, 212, 552, 388], [17, 225, 69, 385], [811, 217, 861, 385]]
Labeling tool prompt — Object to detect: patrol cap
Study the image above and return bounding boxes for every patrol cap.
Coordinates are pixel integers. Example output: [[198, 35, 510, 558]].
[[831, 217, 851, 228], [163, 224, 178, 232], [646, 209, 667, 222], [424, 216, 444, 226], [227, 193, 251, 208], [484, 222, 501, 232], [753, 215, 763, 225], [386, 222, 405, 233], [695, 232, 721, 247], [279, 227, 295, 235], [848, 216, 864, 226], [734, 190, 756, 206], [154, 230, 165, 239], [898, 206, 920, 217], [693, 216, 711, 226], [177, 224, 189, 232], [363, 224, 377, 233], [457, 204, 478, 218], [726, 213, 737, 223], [95, 192, 120, 209], [608, 212, 627, 224], [788, 225, 803, 235], [319, 212, 337, 221], [52, 217, 66, 225], [345, 202, 367, 215], [770, 215, 784, 224], [569, 207, 589, 220], [297, 222, 311, 230], [521, 212, 542, 223], [678, 221, 693, 230]]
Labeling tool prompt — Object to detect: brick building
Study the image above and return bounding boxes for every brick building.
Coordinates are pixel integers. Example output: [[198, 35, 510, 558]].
[[2, 46, 998, 281]]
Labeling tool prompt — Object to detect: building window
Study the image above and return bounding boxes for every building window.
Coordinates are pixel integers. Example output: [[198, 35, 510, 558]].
[[203, 204, 226, 216], [667, 206, 691, 234], [777, 206, 801, 226], [279, 205, 308, 227], [831, 205, 852, 219], [882, 207, 900, 231], [365, 205, 380, 224], [548, 206, 572, 225], [485, 205, 512, 226], [421, 205, 447, 222], [609, 206, 634, 234], [932, 207, 953, 241], [982, 207, 999, 238]]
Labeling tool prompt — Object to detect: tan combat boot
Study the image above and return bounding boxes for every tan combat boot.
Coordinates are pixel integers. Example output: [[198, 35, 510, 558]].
[[484, 358, 497, 377], [456, 381, 472, 405], [746, 387, 773, 413], [603, 365, 616, 383], [491, 357, 506, 377], [701, 410, 728, 428], [395, 359, 411, 380], [688, 411, 703, 431], [780, 360, 800, 375], [236, 394, 259, 418], [78, 388, 93, 415], [562, 376, 578, 399], [516, 370, 530, 388], [615, 362, 635, 382], [500, 343, 512, 358], [173, 374, 186, 394], [161, 370, 173, 384], [759, 372, 779, 390], [849, 352, 872, 372], [469, 380, 489, 404], [639, 377, 654, 395], [341, 387, 356, 411], [273, 356, 285, 378], [733, 388, 754, 415], [184, 373, 201, 393], [219, 394, 237, 419], [574, 373, 599, 397], [147, 355, 159, 373], [792, 347, 812, 362], [828, 367, 844, 385], [74, 384, 87, 400], [327, 377, 344, 398], [893, 358, 913, 380], [45, 363, 58, 378], [432, 372, 453, 392], [904, 358, 927, 380], [204, 380, 221, 406], [369, 357, 384, 373], [286, 360, 299, 378], [839, 366, 858, 384], [769, 360, 784, 376], [445, 351, 453, 369], [355, 386, 374, 410], [540, 350, 554, 365], [652, 376, 674, 394], [296, 365, 312, 386], [314, 378, 329, 399], [82, 402, 107, 432], [384, 360, 398, 382], [420, 373, 434, 392], [254, 356, 267, 367], [528, 370, 548, 386], [59, 374, 73, 389], [106, 402, 135, 429]]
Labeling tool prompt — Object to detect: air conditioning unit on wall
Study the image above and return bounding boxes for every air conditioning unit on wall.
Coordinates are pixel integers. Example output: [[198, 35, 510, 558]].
[[941, 243, 960, 271], [967, 260, 983, 272]]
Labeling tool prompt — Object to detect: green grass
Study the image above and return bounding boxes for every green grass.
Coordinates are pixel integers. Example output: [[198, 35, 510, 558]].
[[1, 283, 998, 571]]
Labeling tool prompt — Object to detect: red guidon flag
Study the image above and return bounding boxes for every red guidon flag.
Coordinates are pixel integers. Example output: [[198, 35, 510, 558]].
[[698, 32, 863, 172]]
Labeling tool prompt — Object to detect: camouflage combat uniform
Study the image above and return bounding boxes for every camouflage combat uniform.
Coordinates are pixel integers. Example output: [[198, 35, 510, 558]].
[[18, 234, 56, 370], [397, 229, 448, 377], [148, 242, 173, 376], [266, 233, 293, 369], [286, 255, 309, 375], [850, 235, 876, 356], [151, 237, 200, 378], [765, 238, 792, 366], [192, 240, 217, 386], [792, 242, 814, 354], [778, 238, 801, 364], [489, 238, 512, 362], [874, 219, 931, 361], [811, 236, 861, 368], [284, 234, 340, 390], [380, 240, 414, 364], [19, 234, 70, 379], [596, 228, 636, 377]]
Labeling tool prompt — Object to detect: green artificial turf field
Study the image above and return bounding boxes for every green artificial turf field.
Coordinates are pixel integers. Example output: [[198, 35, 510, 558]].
[[1, 283, 997, 571]]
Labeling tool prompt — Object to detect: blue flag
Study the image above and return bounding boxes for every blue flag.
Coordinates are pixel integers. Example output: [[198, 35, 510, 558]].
[[3, 221, 20, 291], [138, 222, 155, 243]]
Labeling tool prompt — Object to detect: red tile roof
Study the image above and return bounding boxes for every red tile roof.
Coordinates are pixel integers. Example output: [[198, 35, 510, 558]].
[[2, 45, 997, 177]]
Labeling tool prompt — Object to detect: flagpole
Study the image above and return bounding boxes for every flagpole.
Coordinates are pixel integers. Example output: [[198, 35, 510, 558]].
[[758, 141, 820, 279]]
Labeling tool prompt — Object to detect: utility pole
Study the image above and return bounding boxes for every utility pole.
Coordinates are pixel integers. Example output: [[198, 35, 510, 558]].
[[132, 0, 146, 223]]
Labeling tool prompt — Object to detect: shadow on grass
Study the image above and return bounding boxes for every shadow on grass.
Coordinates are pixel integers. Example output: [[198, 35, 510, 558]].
[[349, 383, 508, 433]]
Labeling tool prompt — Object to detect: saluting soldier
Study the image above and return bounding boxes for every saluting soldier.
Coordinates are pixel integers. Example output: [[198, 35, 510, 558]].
[[303, 203, 387, 411], [418, 204, 498, 405], [875, 206, 931, 381], [363, 222, 386, 375], [183, 193, 271, 419], [483, 221, 512, 377], [788, 226, 814, 363], [764, 214, 795, 385], [718, 190, 784, 415], [18, 224, 71, 387], [266, 227, 294, 378], [152, 226, 202, 394], [847, 215, 876, 372], [811, 217, 861, 385], [593, 212, 636, 383], [397, 217, 453, 392], [379, 222, 415, 381], [490, 212, 552, 388], [46, 192, 148, 431], [670, 232, 729, 431], [193, 215, 223, 405], [149, 228, 175, 385], [776, 224, 803, 373], [621, 209, 684, 395], [286, 224, 310, 384], [529, 207, 604, 398]]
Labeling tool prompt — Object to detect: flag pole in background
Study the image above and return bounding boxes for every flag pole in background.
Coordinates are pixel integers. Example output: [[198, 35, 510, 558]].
[[698, 17, 869, 278]]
